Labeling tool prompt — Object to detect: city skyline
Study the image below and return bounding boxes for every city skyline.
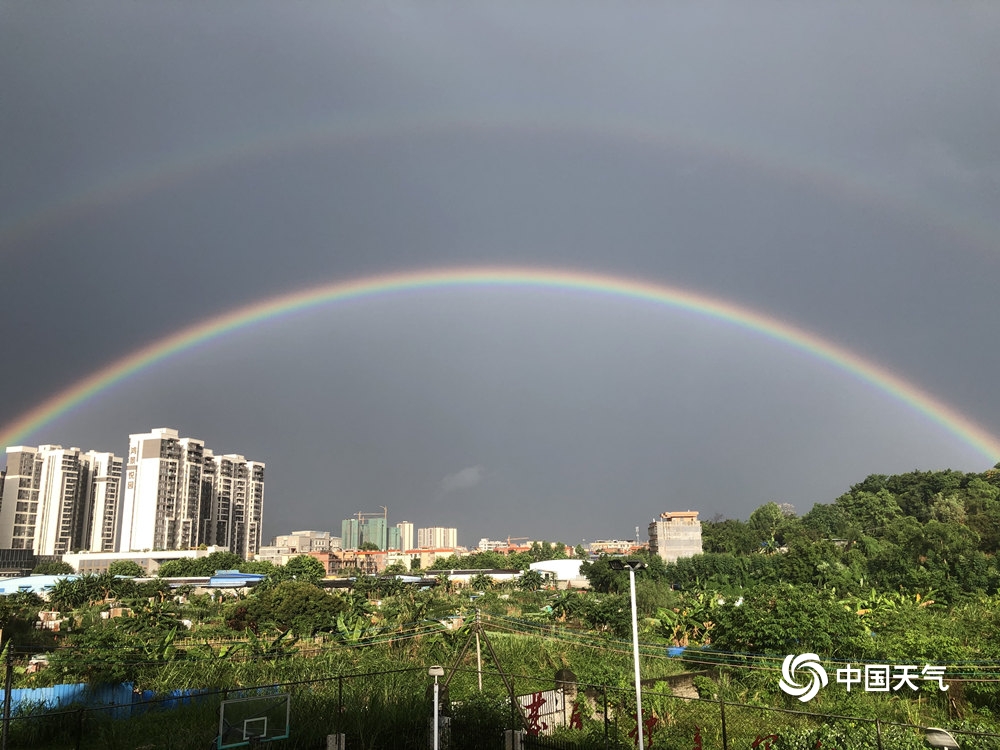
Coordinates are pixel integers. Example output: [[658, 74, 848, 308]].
[[0, 427, 264, 558], [2, 3, 998, 545]]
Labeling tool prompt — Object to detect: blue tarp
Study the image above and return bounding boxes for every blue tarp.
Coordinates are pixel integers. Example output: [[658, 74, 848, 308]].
[[1, 682, 214, 719]]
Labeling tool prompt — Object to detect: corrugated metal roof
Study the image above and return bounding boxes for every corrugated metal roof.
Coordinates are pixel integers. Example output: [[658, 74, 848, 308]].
[[0, 575, 77, 595]]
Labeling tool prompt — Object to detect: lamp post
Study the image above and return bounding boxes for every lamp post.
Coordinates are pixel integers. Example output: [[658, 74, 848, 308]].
[[609, 559, 648, 750], [428, 665, 444, 750]]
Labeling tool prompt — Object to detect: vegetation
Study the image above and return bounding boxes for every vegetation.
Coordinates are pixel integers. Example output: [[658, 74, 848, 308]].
[[31, 560, 75, 575], [1, 467, 999, 746]]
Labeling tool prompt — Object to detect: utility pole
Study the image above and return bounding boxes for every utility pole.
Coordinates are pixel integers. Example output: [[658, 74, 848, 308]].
[[609, 559, 647, 750], [2, 641, 13, 750]]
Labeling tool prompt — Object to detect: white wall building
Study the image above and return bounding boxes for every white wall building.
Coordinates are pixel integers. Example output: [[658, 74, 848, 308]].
[[648, 511, 703, 563], [81, 451, 123, 552], [0, 445, 122, 556], [62, 546, 229, 575], [120, 429, 203, 552], [271, 530, 333, 553], [119, 428, 264, 557], [417, 526, 458, 549]]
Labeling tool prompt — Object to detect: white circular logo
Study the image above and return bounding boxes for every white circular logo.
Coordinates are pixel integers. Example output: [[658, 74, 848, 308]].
[[779, 653, 828, 702]]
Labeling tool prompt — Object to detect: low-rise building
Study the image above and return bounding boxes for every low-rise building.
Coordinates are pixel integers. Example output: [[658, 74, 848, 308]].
[[529, 559, 589, 589], [648, 511, 703, 563], [61, 546, 230, 575], [589, 540, 644, 556]]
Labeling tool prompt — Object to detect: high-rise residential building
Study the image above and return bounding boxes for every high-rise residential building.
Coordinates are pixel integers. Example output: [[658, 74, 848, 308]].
[[395, 521, 413, 551], [236, 459, 265, 559], [199, 451, 265, 558], [80, 451, 123, 552], [340, 513, 392, 550], [0, 445, 78, 554], [119, 428, 264, 557], [362, 516, 387, 550], [341, 518, 360, 550], [648, 511, 703, 562], [0, 445, 121, 555], [120, 429, 203, 552], [417, 526, 458, 549]]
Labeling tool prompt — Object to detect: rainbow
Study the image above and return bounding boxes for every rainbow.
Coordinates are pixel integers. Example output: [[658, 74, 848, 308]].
[[1, 266, 998, 461], [2, 113, 998, 260]]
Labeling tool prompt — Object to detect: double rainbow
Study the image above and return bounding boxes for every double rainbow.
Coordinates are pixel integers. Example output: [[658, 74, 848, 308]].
[[1, 266, 998, 461]]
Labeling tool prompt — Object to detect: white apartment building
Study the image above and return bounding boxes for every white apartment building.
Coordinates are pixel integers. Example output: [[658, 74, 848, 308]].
[[233, 458, 265, 559], [120, 429, 205, 552], [417, 526, 458, 549], [119, 428, 264, 557], [0, 445, 122, 555], [81, 451, 123, 552], [395, 521, 413, 552]]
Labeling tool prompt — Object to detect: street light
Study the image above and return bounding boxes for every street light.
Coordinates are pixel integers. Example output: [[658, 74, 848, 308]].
[[925, 728, 960, 749], [609, 559, 648, 750], [428, 665, 445, 750]]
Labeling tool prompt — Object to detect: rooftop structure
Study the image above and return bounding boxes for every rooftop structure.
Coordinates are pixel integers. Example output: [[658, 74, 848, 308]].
[[648, 510, 703, 563]]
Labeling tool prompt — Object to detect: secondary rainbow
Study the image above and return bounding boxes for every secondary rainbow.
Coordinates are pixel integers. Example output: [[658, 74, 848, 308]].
[[3, 114, 997, 260], [1, 266, 998, 461]]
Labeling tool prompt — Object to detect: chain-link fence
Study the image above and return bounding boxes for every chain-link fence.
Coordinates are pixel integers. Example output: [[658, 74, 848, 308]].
[[3, 667, 1000, 750]]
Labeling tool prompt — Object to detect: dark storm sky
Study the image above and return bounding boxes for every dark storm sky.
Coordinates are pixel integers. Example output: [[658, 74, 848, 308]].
[[2, 2, 999, 547]]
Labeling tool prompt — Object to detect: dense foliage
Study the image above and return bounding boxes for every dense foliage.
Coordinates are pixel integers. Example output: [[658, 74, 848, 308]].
[[1, 466, 999, 744]]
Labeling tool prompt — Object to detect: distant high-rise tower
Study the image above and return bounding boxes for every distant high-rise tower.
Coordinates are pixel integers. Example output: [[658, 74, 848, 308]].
[[395, 521, 414, 552], [231, 458, 265, 559], [0, 445, 121, 555], [340, 511, 392, 551], [417, 526, 458, 549], [120, 429, 203, 551], [80, 451, 123, 552], [119, 428, 264, 556], [341, 518, 361, 550]]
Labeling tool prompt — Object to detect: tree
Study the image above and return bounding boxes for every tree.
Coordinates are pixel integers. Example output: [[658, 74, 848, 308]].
[[518, 569, 544, 591], [0, 592, 44, 640], [582, 594, 632, 637], [107, 560, 146, 578], [157, 558, 202, 577], [711, 583, 870, 658], [835, 488, 900, 532], [282, 555, 326, 583], [702, 519, 759, 555], [359, 542, 381, 551], [470, 573, 495, 591], [245, 580, 343, 637], [32, 560, 74, 575], [203, 550, 245, 573], [748, 502, 785, 550], [580, 557, 629, 594]]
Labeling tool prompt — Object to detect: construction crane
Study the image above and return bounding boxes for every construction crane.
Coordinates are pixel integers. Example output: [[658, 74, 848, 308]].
[[505, 536, 530, 546]]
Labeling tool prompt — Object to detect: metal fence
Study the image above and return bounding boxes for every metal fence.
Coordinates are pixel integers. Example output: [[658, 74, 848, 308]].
[[3, 667, 1000, 750]]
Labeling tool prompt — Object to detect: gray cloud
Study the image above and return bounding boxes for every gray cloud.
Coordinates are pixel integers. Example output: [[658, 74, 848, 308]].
[[440, 466, 486, 495], [1, 2, 998, 546]]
